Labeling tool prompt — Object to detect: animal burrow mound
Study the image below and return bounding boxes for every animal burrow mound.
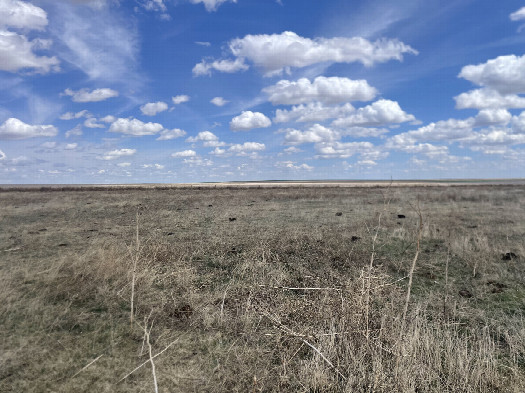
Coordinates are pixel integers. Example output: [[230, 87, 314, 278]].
[[486, 281, 508, 294], [502, 252, 518, 261]]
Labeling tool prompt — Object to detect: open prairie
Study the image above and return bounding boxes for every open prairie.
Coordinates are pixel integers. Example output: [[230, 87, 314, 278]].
[[1, 184, 525, 392]]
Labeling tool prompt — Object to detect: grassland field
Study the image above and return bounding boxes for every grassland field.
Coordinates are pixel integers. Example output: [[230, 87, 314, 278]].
[[1, 184, 524, 392]]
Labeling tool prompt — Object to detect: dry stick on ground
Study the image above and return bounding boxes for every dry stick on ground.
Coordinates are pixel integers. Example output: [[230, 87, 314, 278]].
[[130, 210, 140, 329], [139, 319, 159, 393]]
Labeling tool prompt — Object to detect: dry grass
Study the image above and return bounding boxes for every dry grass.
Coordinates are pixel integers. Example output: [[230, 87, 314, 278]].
[[1, 185, 524, 392]]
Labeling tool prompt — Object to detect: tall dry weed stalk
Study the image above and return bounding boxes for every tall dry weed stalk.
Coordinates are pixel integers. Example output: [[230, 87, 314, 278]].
[[130, 210, 140, 329]]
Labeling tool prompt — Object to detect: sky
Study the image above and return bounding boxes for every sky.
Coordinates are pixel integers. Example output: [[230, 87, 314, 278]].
[[1, 0, 525, 183]]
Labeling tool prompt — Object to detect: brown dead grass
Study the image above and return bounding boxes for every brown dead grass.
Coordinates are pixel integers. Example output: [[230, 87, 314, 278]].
[[1, 185, 524, 392]]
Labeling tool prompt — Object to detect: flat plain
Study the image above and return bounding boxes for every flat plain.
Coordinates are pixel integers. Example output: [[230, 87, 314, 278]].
[[1, 184, 524, 392]]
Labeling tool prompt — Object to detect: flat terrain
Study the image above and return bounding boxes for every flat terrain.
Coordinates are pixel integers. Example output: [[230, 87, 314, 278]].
[[1, 185, 524, 392]]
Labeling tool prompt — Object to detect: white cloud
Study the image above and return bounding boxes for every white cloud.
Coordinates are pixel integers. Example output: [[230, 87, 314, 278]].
[[192, 57, 248, 76], [228, 142, 265, 153], [315, 141, 375, 159], [183, 156, 213, 166], [140, 0, 167, 12], [0, 0, 48, 30], [63, 88, 119, 102], [341, 126, 389, 138], [210, 96, 228, 106], [186, 130, 225, 146], [195, 41, 211, 47], [0, 118, 57, 140], [59, 110, 90, 120], [332, 99, 415, 127], [283, 146, 302, 154], [84, 117, 105, 128], [280, 124, 339, 145], [156, 128, 186, 140], [100, 148, 136, 160], [226, 31, 417, 76], [387, 118, 475, 146], [230, 111, 272, 131], [275, 102, 355, 123], [190, 0, 237, 12], [0, 149, 6, 160], [142, 163, 165, 169], [0, 30, 59, 73], [510, 7, 525, 21], [108, 118, 164, 136], [117, 162, 131, 167], [276, 161, 313, 170], [172, 95, 190, 105], [100, 115, 116, 123], [51, 4, 140, 84], [172, 149, 197, 157], [264, 77, 377, 105], [65, 124, 83, 138], [474, 109, 511, 127], [64, 143, 77, 150], [40, 141, 57, 149], [140, 101, 168, 116], [459, 55, 525, 95], [454, 88, 525, 109]]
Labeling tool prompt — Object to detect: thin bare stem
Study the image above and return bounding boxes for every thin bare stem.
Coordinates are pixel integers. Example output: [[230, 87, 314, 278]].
[[70, 354, 104, 379], [130, 210, 139, 329]]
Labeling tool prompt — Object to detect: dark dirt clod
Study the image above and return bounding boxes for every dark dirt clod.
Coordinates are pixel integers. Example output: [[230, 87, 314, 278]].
[[459, 289, 473, 298], [57, 243, 68, 247], [398, 214, 406, 219], [229, 217, 237, 222], [335, 212, 343, 216], [351, 236, 361, 242]]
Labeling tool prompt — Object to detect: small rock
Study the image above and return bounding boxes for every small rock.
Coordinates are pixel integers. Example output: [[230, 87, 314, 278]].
[[229, 217, 237, 222], [208, 204, 213, 207], [351, 236, 361, 242], [167, 232, 175, 236], [335, 212, 343, 216], [459, 289, 473, 298], [397, 214, 406, 219], [58, 243, 68, 247]]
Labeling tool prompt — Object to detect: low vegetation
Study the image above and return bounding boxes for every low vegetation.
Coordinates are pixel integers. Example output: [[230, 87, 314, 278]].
[[1, 185, 524, 392]]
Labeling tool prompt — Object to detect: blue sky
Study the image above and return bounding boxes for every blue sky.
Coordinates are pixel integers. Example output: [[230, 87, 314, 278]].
[[1, 0, 525, 183]]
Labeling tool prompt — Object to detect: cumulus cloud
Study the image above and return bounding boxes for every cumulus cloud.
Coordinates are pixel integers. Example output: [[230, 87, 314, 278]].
[[190, 0, 237, 12], [63, 88, 119, 102], [276, 161, 313, 170], [0, 0, 48, 30], [331, 99, 415, 127], [100, 115, 116, 123], [230, 111, 272, 131], [192, 57, 248, 76], [64, 143, 77, 150], [264, 77, 377, 105], [140, 101, 168, 116], [108, 118, 164, 136], [84, 117, 105, 128], [0, 118, 57, 140], [228, 142, 265, 154], [59, 110, 90, 120], [510, 7, 525, 21], [474, 109, 512, 127], [223, 31, 417, 76], [280, 124, 339, 145], [0, 149, 6, 160], [156, 128, 186, 140], [454, 88, 525, 110], [172, 95, 190, 105], [315, 141, 375, 159], [275, 102, 355, 123], [100, 148, 136, 160], [172, 149, 197, 157], [210, 96, 228, 106], [0, 31, 60, 73], [186, 130, 225, 146], [458, 55, 525, 95]]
